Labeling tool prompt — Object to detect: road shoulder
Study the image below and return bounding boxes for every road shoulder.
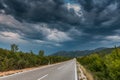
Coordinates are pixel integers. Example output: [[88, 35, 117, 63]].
[[77, 62, 94, 80]]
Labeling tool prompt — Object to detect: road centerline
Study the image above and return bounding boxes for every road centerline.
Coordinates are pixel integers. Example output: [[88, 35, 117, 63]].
[[37, 74, 48, 80]]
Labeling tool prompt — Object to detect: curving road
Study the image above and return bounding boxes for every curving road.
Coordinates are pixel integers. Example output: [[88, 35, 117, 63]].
[[0, 59, 78, 80]]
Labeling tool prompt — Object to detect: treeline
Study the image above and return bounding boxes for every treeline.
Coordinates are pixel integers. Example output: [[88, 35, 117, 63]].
[[77, 47, 120, 80], [0, 44, 71, 71]]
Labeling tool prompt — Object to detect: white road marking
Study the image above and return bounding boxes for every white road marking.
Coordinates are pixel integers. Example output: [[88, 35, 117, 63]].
[[0, 61, 64, 79], [37, 74, 48, 80], [0, 60, 74, 80], [75, 59, 78, 80], [0, 67, 44, 79]]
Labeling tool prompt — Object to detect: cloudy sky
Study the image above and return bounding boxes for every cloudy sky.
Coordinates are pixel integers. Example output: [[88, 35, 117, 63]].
[[0, 0, 120, 54]]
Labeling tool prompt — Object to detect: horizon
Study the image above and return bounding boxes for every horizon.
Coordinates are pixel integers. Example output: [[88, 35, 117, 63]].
[[0, 0, 120, 55], [0, 44, 117, 55]]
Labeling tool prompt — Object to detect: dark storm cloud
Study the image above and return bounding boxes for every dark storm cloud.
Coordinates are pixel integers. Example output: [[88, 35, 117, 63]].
[[0, 0, 120, 27], [0, 0, 120, 53], [0, 14, 73, 43], [78, 0, 120, 27], [1, 0, 119, 28], [0, 0, 82, 25], [78, 0, 113, 12]]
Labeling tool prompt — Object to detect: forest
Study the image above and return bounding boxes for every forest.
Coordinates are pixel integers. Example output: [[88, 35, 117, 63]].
[[0, 44, 70, 71], [77, 46, 120, 80]]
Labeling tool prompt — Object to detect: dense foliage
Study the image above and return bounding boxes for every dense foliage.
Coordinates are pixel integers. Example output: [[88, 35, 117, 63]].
[[77, 47, 120, 80], [0, 44, 70, 71]]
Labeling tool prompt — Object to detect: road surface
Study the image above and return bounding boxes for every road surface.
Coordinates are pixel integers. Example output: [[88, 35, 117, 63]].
[[0, 59, 77, 80]]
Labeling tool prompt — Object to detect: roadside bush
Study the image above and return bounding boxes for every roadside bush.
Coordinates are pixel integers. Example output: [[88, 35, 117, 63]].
[[77, 48, 120, 80]]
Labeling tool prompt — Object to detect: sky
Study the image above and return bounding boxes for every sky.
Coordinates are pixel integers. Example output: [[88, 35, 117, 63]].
[[0, 0, 120, 55]]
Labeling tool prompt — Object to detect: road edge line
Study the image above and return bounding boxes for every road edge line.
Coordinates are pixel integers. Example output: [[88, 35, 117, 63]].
[[75, 59, 78, 80]]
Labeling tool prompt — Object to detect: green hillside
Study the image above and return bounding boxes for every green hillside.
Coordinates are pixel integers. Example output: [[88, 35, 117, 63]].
[[77, 47, 120, 80], [52, 47, 114, 58]]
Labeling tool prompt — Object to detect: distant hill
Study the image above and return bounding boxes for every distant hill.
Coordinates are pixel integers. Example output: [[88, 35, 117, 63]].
[[51, 47, 115, 57]]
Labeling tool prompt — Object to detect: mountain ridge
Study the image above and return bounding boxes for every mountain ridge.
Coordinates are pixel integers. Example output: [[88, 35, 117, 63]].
[[51, 47, 115, 57]]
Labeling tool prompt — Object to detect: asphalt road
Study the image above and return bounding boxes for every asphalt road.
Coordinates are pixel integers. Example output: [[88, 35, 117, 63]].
[[0, 59, 77, 80]]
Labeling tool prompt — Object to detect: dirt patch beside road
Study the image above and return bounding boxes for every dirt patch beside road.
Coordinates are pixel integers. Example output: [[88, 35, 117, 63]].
[[77, 62, 94, 80], [0, 61, 67, 77], [0, 67, 37, 77]]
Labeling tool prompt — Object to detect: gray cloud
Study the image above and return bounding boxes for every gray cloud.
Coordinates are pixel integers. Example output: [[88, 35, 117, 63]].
[[0, 0, 120, 27], [1, 0, 120, 28], [0, 14, 74, 45], [78, 0, 120, 27], [0, 0, 82, 25], [0, 0, 120, 53]]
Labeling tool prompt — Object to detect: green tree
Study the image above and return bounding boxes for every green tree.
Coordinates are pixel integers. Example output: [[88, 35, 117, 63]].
[[11, 44, 19, 53], [0, 46, 70, 72], [114, 45, 119, 57], [39, 50, 44, 57]]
